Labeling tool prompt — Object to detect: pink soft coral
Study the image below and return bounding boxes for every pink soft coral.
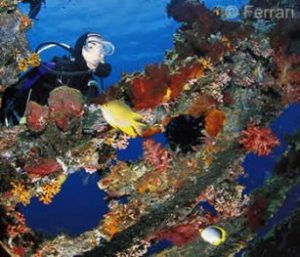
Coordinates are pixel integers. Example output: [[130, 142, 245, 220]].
[[143, 139, 170, 172], [26, 101, 49, 132], [239, 125, 280, 156], [48, 86, 84, 131]]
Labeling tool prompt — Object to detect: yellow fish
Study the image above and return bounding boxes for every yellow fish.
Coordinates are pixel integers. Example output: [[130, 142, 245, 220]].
[[200, 225, 227, 246], [99, 100, 146, 137]]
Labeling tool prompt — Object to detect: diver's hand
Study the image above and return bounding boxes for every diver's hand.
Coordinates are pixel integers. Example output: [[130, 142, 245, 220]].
[[95, 63, 112, 78]]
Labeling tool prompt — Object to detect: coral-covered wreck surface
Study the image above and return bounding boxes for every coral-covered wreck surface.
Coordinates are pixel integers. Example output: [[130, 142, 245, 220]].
[[1, 0, 300, 256]]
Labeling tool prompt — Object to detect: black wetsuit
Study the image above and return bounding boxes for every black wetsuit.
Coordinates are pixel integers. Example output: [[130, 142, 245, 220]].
[[0, 56, 111, 125]]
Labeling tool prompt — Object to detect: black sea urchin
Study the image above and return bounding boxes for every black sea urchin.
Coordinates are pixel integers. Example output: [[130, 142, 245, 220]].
[[165, 114, 205, 153]]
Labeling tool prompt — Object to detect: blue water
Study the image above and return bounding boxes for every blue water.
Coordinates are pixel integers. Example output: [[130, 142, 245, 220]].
[[19, 0, 179, 89], [198, 201, 219, 216], [19, 170, 108, 236], [16, 0, 300, 255], [146, 240, 174, 257], [117, 133, 168, 161], [258, 186, 300, 237], [240, 103, 300, 194]]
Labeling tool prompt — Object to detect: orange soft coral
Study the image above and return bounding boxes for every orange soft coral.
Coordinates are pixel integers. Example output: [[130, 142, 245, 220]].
[[98, 162, 136, 197], [136, 172, 163, 194], [37, 175, 66, 204], [38, 183, 60, 205], [205, 109, 226, 137], [27, 53, 41, 67], [99, 212, 122, 239], [19, 14, 32, 31], [187, 94, 217, 118], [17, 58, 28, 72], [99, 200, 146, 240], [10, 181, 31, 206], [239, 124, 280, 156]]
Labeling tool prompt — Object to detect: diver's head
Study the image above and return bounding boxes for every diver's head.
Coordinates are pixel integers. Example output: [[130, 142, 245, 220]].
[[73, 32, 115, 70]]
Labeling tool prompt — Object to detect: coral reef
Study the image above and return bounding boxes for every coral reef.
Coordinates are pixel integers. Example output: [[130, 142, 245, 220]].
[[0, 5, 30, 87]]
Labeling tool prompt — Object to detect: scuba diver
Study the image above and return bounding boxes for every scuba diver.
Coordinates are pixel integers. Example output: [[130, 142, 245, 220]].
[[0, 32, 114, 127]]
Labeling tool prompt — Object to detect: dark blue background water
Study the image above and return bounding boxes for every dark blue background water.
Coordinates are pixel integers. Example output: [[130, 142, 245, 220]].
[[20, 171, 108, 236], [18, 0, 300, 255]]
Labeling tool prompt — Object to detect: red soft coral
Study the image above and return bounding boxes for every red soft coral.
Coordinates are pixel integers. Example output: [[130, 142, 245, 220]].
[[155, 223, 200, 247], [12, 246, 26, 257], [143, 139, 170, 172], [153, 212, 218, 247], [167, 0, 221, 35], [170, 61, 204, 99], [246, 195, 269, 231], [272, 48, 300, 104], [26, 101, 49, 132], [131, 76, 168, 110], [131, 64, 169, 110], [168, 0, 249, 60], [130, 61, 205, 109], [239, 124, 280, 156], [23, 159, 62, 176]]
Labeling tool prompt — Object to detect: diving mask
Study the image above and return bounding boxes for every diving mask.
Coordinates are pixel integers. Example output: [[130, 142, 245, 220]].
[[82, 34, 115, 70]]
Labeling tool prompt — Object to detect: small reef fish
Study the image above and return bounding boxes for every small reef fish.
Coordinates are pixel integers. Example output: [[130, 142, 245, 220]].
[[99, 100, 146, 137], [200, 225, 227, 246]]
